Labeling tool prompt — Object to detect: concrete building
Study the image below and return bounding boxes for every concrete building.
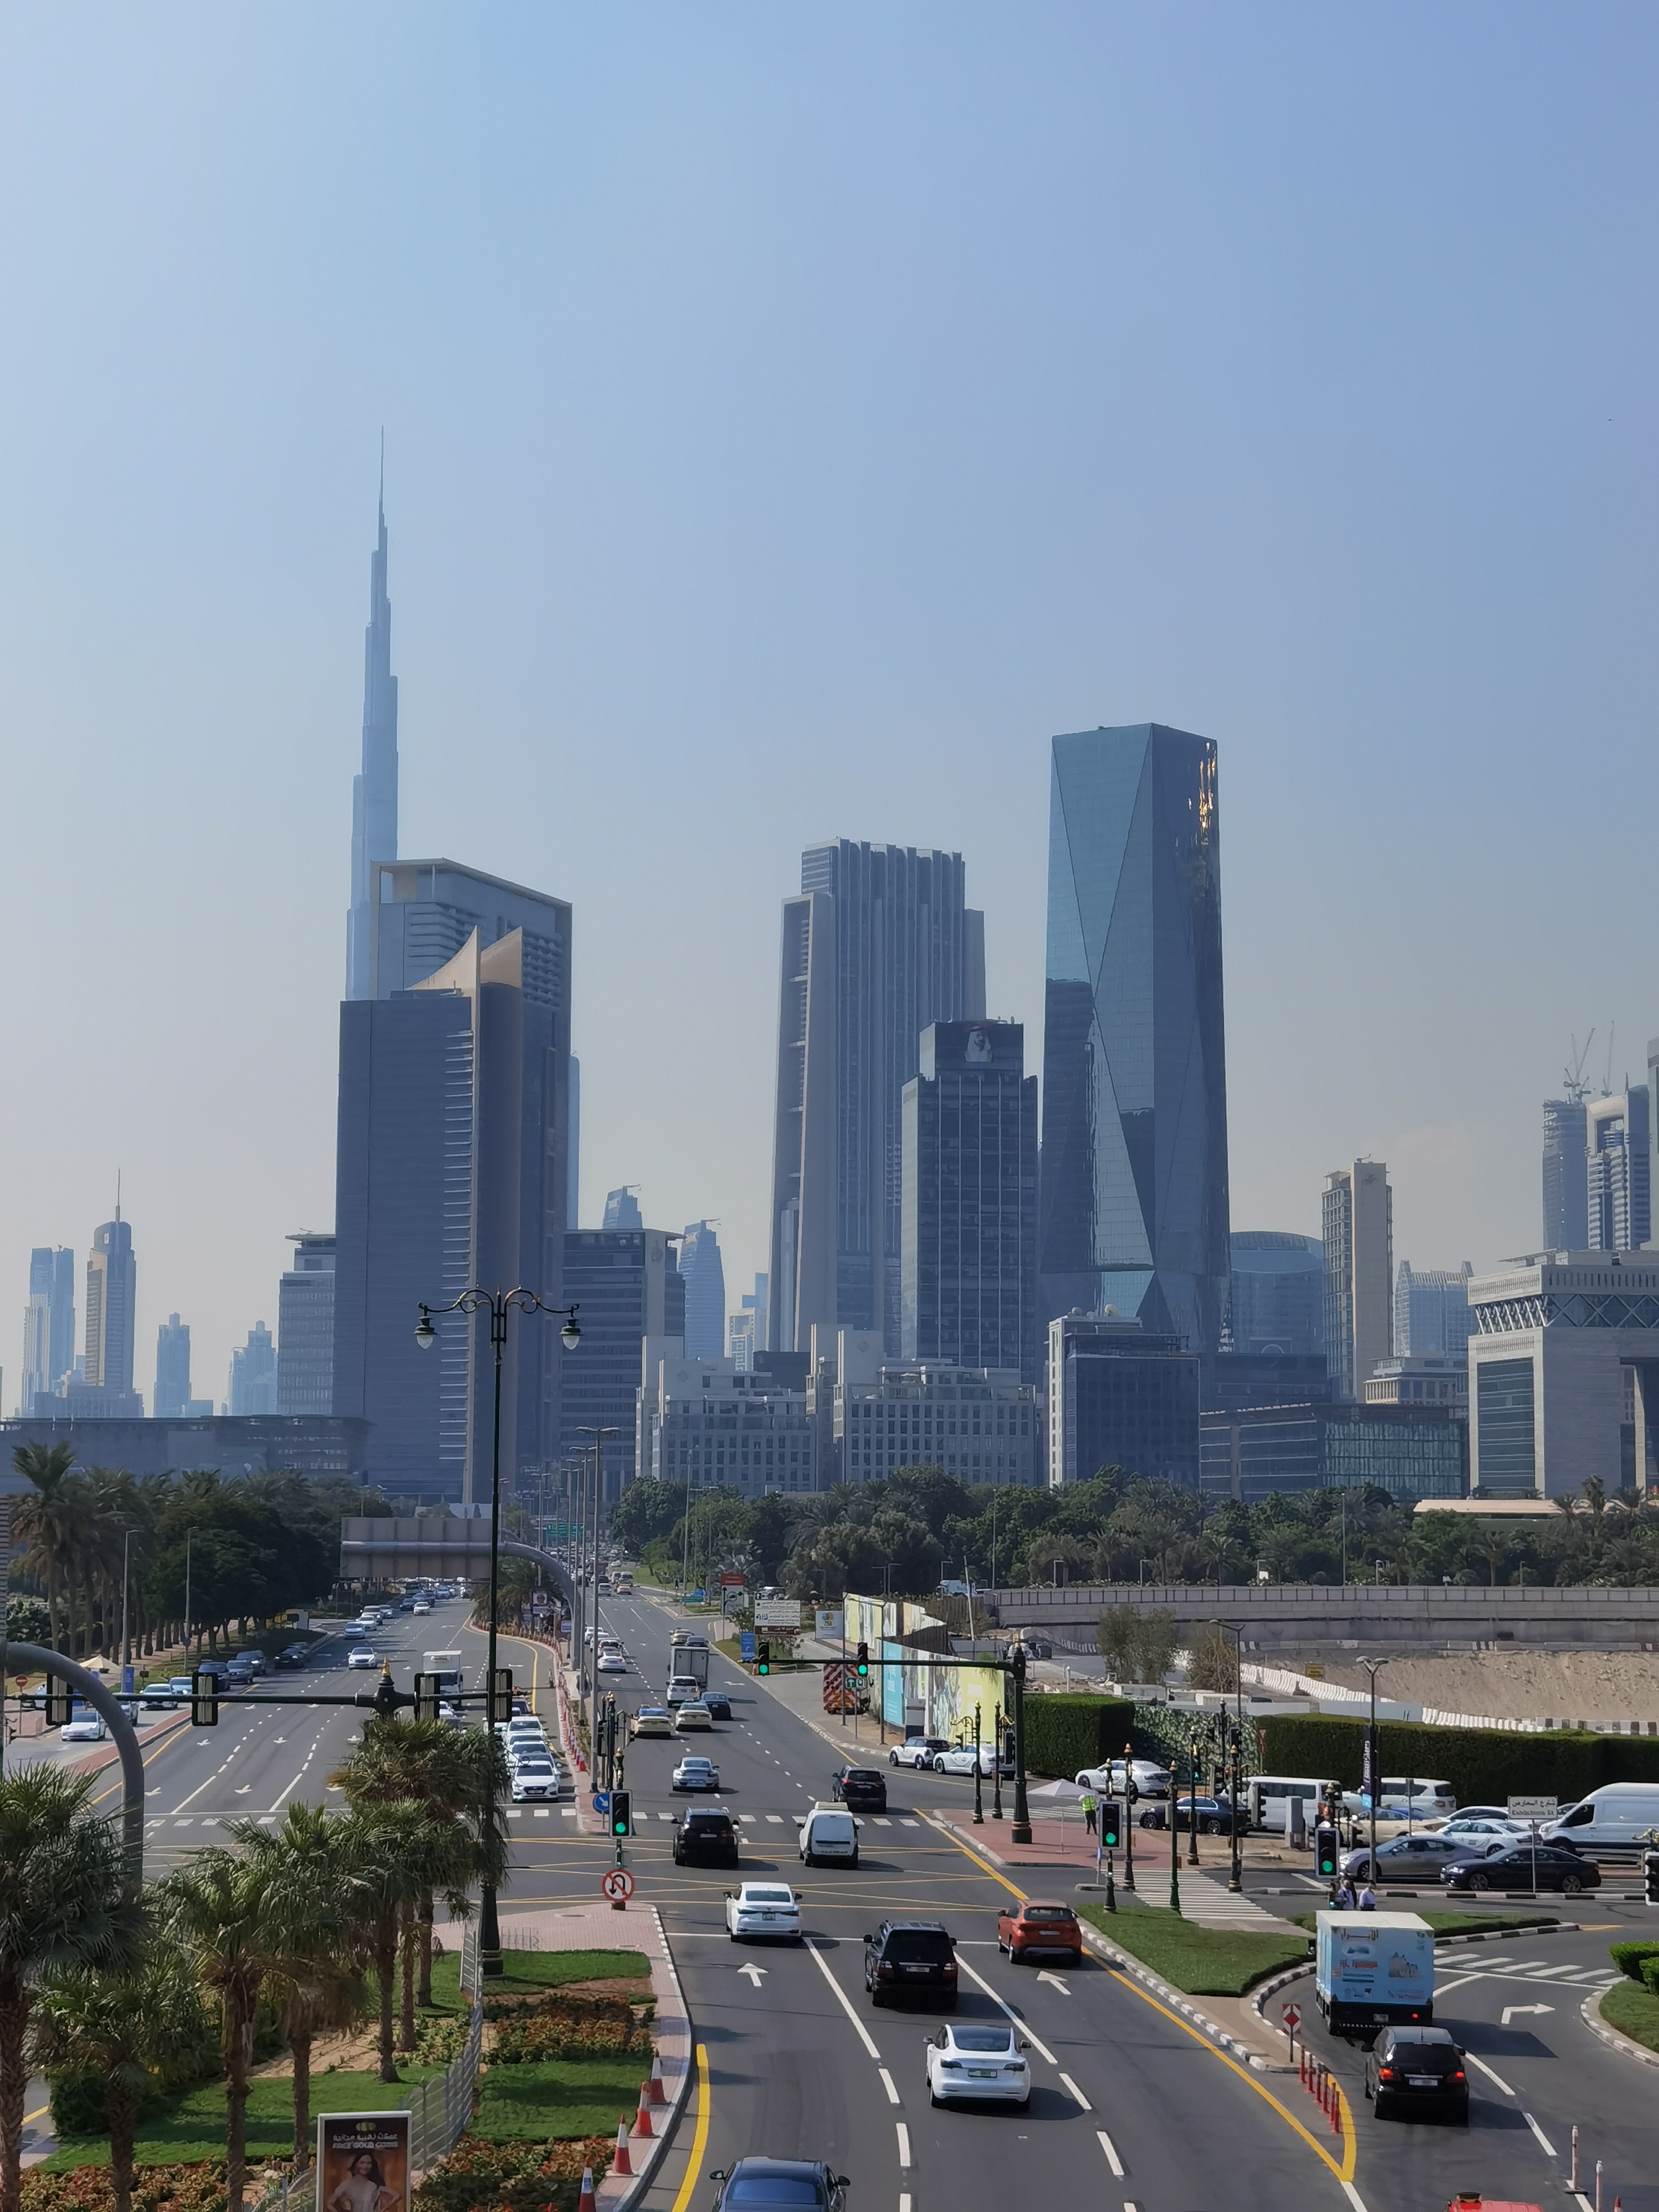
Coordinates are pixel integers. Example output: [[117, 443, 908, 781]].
[[346, 476, 399, 1001], [154, 1315, 192, 1420], [85, 1213, 137, 1400], [1228, 1232, 1324, 1358], [1199, 1400, 1466, 1504], [561, 1228, 684, 1503], [728, 1274, 767, 1372], [1038, 726, 1230, 1352], [366, 858, 571, 1016], [1323, 1163, 1392, 1399], [901, 1021, 1039, 1384], [678, 1222, 726, 1362], [1587, 1089, 1650, 1254], [1, 1410, 369, 1481], [1364, 1355, 1468, 1410], [278, 1232, 336, 1417], [333, 925, 572, 1507], [1046, 1310, 1201, 1489], [21, 1247, 75, 1413], [639, 1343, 815, 1495], [766, 841, 986, 1359], [602, 1189, 643, 1232], [568, 1058, 581, 1229], [1467, 1251, 1659, 1498], [1543, 1098, 1590, 1251], [228, 1323, 279, 1415], [832, 1329, 1038, 1487], [1394, 1262, 1473, 1360], [1201, 1351, 1330, 1412]]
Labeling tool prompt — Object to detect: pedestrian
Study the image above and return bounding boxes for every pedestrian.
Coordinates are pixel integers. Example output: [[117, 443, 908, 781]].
[[1081, 1789, 1098, 1835], [1334, 1877, 1354, 1911], [1358, 1881, 1377, 1911]]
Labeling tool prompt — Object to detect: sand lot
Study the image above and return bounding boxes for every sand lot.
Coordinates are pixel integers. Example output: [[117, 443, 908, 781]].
[[1304, 1648, 1659, 1724]]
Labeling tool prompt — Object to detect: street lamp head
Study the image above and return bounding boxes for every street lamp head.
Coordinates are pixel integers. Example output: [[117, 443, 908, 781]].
[[560, 1309, 582, 1352], [415, 1308, 436, 1351]]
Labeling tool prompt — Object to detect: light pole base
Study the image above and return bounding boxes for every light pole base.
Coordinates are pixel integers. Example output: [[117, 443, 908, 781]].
[[1011, 1823, 1032, 1845]]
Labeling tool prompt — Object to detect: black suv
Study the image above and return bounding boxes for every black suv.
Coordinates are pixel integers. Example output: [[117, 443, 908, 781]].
[[833, 1765, 887, 1812], [1363, 2026, 1468, 2123], [864, 1920, 957, 2008], [672, 1806, 739, 1867]]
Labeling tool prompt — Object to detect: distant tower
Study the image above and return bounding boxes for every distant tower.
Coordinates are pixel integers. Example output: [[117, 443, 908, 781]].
[[602, 1188, 643, 1232], [1587, 1088, 1650, 1252], [678, 1223, 727, 1361], [154, 1314, 192, 1419], [228, 1322, 279, 1415], [1323, 1162, 1392, 1398], [346, 463, 399, 1000], [278, 1232, 337, 1416], [85, 1205, 136, 1397], [1542, 1101, 1590, 1250]]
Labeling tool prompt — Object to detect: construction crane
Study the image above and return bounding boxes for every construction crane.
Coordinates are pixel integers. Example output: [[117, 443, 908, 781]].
[[1563, 1032, 1594, 1104]]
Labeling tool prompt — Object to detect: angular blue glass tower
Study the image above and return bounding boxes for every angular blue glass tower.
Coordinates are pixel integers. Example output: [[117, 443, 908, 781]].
[[1038, 724, 1230, 1353]]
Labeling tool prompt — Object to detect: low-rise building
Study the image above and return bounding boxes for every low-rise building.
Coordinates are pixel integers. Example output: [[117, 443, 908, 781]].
[[830, 1328, 1038, 1487], [638, 1342, 817, 1495], [1364, 1354, 1468, 1410], [1199, 1400, 1467, 1503]]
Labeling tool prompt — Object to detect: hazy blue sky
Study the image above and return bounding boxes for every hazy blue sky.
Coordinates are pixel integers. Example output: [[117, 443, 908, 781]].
[[2, 6, 1654, 1406]]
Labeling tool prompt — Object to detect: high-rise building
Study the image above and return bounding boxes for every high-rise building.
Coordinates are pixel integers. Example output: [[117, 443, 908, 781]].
[[85, 1212, 136, 1398], [639, 1345, 816, 1495], [602, 1189, 643, 1232], [228, 1323, 279, 1415], [1323, 1163, 1393, 1399], [560, 1229, 684, 1502], [1046, 1310, 1201, 1488], [1394, 1261, 1473, 1360], [333, 924, 572, 1506], [366, 859, 571, 1014], [278, 1232, 336, 1416], [1542, 1098, 1590, 1250], [767, 841, 986, 1358], [1228, 1233, 1324, 1358], [154, 1314, 192, 1419], [901, 1020, 1039, 1384], [832, 1331, 1038, 1487], [346, 475, 399, 1000], [22, 1247, 75, 1413], [1037, 726, 1230, 1352], [1587, 1089, 1650, 1253], [678, 1222, 726, 1361], [568, 1058, 581, 1230], [728, 1276, 768, 1371]]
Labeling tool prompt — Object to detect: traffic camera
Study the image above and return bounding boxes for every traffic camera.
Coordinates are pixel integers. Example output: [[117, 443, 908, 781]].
[[1315, 1823, 1339, 1880]]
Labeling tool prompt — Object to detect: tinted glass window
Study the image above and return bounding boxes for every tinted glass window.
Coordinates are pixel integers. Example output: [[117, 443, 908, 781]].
[[844, 1771, 880, 1783], [724, 2181, 824, 2207], [884, 1931, 951, 1962], [952, 2027, 1013, 2052], [1022, 1910, 1075, 1924], [1389, 2045, 1458, 2074]]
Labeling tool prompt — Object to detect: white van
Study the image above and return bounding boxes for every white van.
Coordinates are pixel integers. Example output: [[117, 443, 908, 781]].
[[799, 1804, 860, 1867], [1247, 1776, 1341, 1835], [1340, 1777, 1456, 1823], [1542, 1783, 1659, 1851]]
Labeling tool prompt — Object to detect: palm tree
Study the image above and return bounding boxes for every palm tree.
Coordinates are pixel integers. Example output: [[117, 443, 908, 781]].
[[0, 1765, 146, 2212], [338, 1804, 475, 2084], [228, 1805, 366, 2172], [28, 1945, 200, 2212], [10, 1442, 82, 1655], [163, 1851, 276, 2212]]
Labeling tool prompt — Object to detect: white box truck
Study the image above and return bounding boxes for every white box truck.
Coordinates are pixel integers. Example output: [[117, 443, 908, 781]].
[[669, 1631, 711, 1694], [1315, 1910, 1435, 2038]]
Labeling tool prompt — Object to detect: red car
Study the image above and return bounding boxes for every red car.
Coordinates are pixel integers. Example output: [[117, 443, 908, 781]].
[[996, 1899, 1083, 1965]]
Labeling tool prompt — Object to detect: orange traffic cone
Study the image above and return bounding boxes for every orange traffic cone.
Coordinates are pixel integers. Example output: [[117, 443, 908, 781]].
[[648, 2058, 667, 2105], [578, 2169, 596, 2212], [611, 2118, 632, 2178], [635, 2083, 654, 2138]]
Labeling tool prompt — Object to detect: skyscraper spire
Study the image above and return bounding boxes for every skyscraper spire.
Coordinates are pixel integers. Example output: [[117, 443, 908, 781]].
[[346, 458, 400, 998]]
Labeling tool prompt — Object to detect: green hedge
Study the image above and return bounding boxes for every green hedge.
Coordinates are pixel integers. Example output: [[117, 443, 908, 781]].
[[1023, 1694, 1136, 1779], [1610, 1940, 1659, 1984], [1257, 1713, 1659, 1806]]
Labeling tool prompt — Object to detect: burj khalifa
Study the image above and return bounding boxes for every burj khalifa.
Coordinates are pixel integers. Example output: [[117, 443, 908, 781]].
[[345, 467, 399, 999]]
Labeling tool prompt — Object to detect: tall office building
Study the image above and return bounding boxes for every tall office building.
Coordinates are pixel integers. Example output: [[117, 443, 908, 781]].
[[154, 1314, 192, 1419], [346, 475, 399, 1000], [729, 1275, 768, 1371], [1587, 1088, 1650, 1253], [228, 1323, 279, 1415], [1394, 1261, 1473, 1360], [603, 1188, 644, 1232], [678, 1222, 726, 1361], [1228, 1232, 1324, 1358], [767, 840, 984, 1358], [1542, 1098, 1590, 1250], [366, 858, 571, 1013], [278, 1232, 336, 1416], [1046, 1311, 1201, 1488], [85, 1212, 136, 1397], [901, 1020, 1039, 1383], [1037, 725, 1230, 1351], [568, 1058, 581, 1230], [22, 1247, 75, 1412], [560, 1228, 685, 1502], [1323, 1163, 1393, 1399], [333, 924, 572, 1505]]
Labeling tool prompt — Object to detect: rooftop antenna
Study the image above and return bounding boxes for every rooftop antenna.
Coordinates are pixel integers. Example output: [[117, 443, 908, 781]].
[[1563, 1033, 1594, 1104], [115, 1169, 121, 1225], [1603, 1021, 1616, 1099]]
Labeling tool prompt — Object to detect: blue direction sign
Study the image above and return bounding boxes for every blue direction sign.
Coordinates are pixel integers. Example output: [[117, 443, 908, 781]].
[[592, 1790, 611, 1815], [740, 1631, 757, 1662]]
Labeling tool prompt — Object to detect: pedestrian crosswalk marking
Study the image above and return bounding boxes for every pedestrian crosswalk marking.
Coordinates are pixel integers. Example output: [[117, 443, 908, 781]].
[[872, 1817, 893, 1826], [765, 1814, 784, 1824], [534, 1809, 551, 1818], [900, 1818, 920, 1827]]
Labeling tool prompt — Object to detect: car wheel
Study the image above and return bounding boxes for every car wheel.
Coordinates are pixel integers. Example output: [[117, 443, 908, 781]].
[[1467, 1872, 1490, 1892], [1071, 1949, 1083, 1967], [889, 1751, 899, 1765], [871, 1989, 886, 2008], [1202, 1818, 1219, 1836], [933, 1757, 946, 1773], [849, 1853, 859, 1869], [1562, 1873, 1584, 1894]]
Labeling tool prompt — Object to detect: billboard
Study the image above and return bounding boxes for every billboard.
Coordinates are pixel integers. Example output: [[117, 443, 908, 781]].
[[316, 2112, 410, 2212], [753, 1599, 801, 1629]]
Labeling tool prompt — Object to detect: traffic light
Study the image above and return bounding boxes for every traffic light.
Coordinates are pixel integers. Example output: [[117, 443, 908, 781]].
[[414, 1672, 441, 1724], [44, 1677, 73, 1728], [1315, 1823, 1339, 1880], [191, 1669, 219, 1728], [1100, 1799, 1123, 1849], [757, 1641, 771, 1675], [488, 1668, 514, 1724], [1644, 1848, 1659, 1907], [610, 1789, 632, 1839], [855, 1642, 869, 1678]]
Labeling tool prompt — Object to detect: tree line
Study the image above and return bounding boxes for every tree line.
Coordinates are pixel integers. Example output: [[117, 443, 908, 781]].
[[0, 1716, 502, 2212]]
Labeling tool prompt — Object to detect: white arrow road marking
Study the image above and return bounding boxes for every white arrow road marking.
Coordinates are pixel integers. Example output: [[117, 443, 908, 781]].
[[953, 1954, 1057, 2064], [1524, 2113, 1556, 2157], [1501, 2004, 1554, 2025], [235, 1785, 251, 1795], [1463, 2052, 1514, 2095], [737, 1962, 767, 1987], [1096, 2132, 1123, 2176], [1037, 1971, 1071, 1995]]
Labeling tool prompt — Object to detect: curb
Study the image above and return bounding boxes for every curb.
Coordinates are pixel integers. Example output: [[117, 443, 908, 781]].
[[1078, 1922, 1272, 2072], [1580, 1986, 1659, 2072], [1247, 1924, 1576, 2036], [596, 1907, 696, 2212]]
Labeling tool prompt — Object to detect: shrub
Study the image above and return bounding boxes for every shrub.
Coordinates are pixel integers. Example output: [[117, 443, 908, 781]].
[[1643, 1958, 1659, 2001], [1022, 1695, 1136, 1779], [22, 2164, 229, 2212], [1609, 1940, 1659, 1985], [491, 1996, 651, 2064], [1256, 1713, 1659, 1806], [411, 2135, 613, 2212]]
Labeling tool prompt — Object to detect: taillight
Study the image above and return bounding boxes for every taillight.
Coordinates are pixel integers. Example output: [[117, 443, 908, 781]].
[[1377, 2068, 1397, 2082], [943, 1963, 957, 1978], [878, 1963, 894, 1978], [1452, 2069, 1466, 2082]]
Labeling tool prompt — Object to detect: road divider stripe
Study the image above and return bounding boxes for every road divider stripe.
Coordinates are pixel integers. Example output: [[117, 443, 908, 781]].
[[1096, 2130, 1122, 2176], [1462, 2051, 1514, 2095], [806, 1939, 882, 2060], [667, 2044, 710, 2212], [1340, 2186, 1370, 2212], [1059, 2072, 1091, 2110], [1523, 2112, 1556, 2157], [953, 1954, 1056, 2063], [895, 2124, 910, 2169], [878, 2069, 900, 2106]]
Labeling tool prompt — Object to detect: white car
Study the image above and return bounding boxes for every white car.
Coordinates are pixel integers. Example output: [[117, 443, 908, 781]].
[[1075, 1758, 1171, 1800], [632, 1707, 675, 1738], [664, 1676, 703, 1707], [597, 1651, 627, 1674], [1341, 1777, 1457, 1822], [675, 1701, 714, 1731], [59, 1713, 107, 1743], [347, 1648, 380, 1670], [925, 2021, 1030, 2108], [1427, 1815, 1530, 1845], [508, 1738, 557, 1771], [510, 1758, 561, 1803], [724, 1883, 802, 1943], [437, 1700, 466, 1727], [889, 1737, 950, 1770], [412, 1601, 431, 1616], [932, 1744, 995, 1777], [673, 1755, 721, 1791]]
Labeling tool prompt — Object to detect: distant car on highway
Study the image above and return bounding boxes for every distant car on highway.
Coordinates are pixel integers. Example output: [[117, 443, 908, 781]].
[[924, 2019, 1030, 2107], [832, 1765, 887, 1811], [597, 1650, 627, 1674], [673, 1755, 720, 1792], [864, 1920, 956, 2009], [889, 1737, 949, 1770], [272, 1644, 311, 1670], [1363, 2025, 1469, 2125], [675, 1701, 714, 1732], [672, 1805, 739, 1866], [1074, 1757, 1170, 1799], [59, 1713, 108, 1743], [1341, 1834, 1492, 1885], [707, 2162, 846, 2212], [510, 1757, 561, 1803], [346, 1648, 379, 1671], [138, 1685, 182, 1712], [631, 1707, 674, 1738], [702, 1690, 732, 1721], [1340, 1776, 1456, 1822], [724, 1882, 801, 1943], [1136, 1794, 1248, 1836], [412, 1600, 431, 1615]]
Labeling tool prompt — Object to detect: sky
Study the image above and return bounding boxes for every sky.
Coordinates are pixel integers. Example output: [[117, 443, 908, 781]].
[[1, 5, 1655, 1408]]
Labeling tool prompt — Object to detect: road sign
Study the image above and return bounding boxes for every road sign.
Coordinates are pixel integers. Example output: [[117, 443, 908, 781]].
[[601, 1867, 635, 1904], [754, 1598, 802, 1629], [1282, 2002, 1301, 2036], [1507, 1796, 1557, 1822], [592, 1790, 611, 1815], [739, 1631, 757, 1662], [719, 1572, 746, 1588]]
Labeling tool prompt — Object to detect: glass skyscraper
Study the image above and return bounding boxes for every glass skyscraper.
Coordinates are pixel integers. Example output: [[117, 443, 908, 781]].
[[1038, 725, 1230, 1353]]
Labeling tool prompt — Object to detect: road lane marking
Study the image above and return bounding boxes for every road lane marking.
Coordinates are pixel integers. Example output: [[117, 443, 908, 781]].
[[765, 1815, 784, 1824], [1463, 2052, 1514, 2095], [894, 2124, 910, 2169], [952, 1955, 1056, 2062], [878, 2068, 899, 2105], [667, 2044, 710, 2212], [1096, 2130, 1122, 2175], [1059, 2072, 1091, 2109], [1501, 2003, 1553, 2024], [1524, 2112, 1556, 2157], [805, 1939, 882, 2060], [1340, 2187, 1370, 2212]]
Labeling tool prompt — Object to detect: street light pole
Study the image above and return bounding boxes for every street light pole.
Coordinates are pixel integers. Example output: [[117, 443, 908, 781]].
[[416, 1287, 581, 1978], [1206, 1618, 1246, 1893], [1357, 1655, 1388, 1881], [575, 1426, 619, 1776]]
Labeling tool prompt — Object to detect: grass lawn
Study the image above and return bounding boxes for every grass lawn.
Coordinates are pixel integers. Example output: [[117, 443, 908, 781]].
[[1288, 1909, 1557, 1939], [45, 2068, 446, 2171], [471, 2058, 644, 2143], [1600, 1980, 1659, 2055], [426, 1950, 651, 2009], [1077, 1900, 1308, 1996]]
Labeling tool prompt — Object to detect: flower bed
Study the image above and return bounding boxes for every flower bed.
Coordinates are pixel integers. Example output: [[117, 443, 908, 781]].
[[491, 1995, 652, 2063], [22, 2164, 231, 2212], [410, 2134, 613, 2212]]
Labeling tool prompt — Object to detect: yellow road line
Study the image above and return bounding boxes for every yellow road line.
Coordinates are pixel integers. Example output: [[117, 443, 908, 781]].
[[24, 2103, 49, 2126], [669, 2044, 710, 2212], [87, 1714, 197, 1809], [924, 1812, 1028, 1902]]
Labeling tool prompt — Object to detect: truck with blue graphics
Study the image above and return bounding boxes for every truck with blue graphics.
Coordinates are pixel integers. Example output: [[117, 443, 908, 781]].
[[1315, 1910, 1435, 2038]]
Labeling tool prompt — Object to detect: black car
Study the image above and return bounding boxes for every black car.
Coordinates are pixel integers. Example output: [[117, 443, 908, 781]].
[[864, 1919, 957, 2009], [673, 1806, 740, 1867], [703, 1690, 733, 1721], [272, 1643, 311, 1670], [1137, 1794, 1249, 1836], [708, 2161, 848, 2212], [1363, 2026, 1469, 2123], [833, 1765, 887, 1812], [1440, 1843, 1600, 1895]]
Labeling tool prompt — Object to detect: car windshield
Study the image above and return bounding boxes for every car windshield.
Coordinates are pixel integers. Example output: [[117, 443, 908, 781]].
[[884, 1931, 950, 1961], [723, 2182, 824, 2208], [746, 1889, 794, 1904], [952, 2027, 1013, 2052], [1021, 1908, 1074, 1924], [844, 1771, 879, 1783], [1388, 2044, 1459, 2073]]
